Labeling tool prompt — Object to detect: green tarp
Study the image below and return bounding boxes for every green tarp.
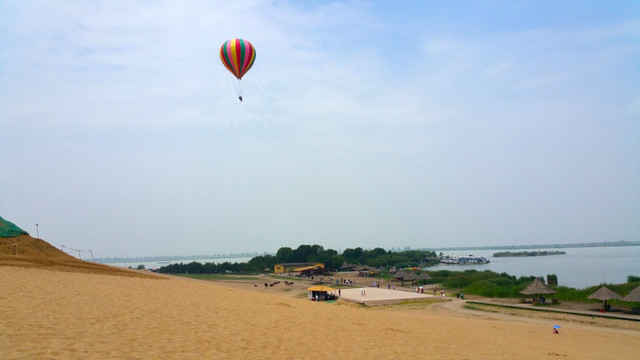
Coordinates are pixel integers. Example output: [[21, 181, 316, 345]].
[[0, 216, 28, 237]]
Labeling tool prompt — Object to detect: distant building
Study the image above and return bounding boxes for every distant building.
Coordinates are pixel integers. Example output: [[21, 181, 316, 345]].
[[274, 262, 325, 275]]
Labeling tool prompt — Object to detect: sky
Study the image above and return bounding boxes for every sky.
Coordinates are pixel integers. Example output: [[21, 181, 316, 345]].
[[1, 1, 639, 258]]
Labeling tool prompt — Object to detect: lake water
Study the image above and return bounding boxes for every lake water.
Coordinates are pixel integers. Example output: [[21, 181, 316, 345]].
[[101, 257, 253, 270], [428, 246, 640, 289]]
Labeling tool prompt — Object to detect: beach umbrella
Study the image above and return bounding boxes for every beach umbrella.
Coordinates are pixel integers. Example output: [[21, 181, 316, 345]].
[[588, 286, 621, 309], [621, 285, 640, 303]]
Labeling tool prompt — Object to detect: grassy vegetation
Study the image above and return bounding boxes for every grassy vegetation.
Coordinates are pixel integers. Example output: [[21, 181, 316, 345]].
[[424, 269, 536, 298], [172, 274, 261, 281], [554, 281, 640, 307], [417, 269, 640, 304], [379, 299, 441, 311]]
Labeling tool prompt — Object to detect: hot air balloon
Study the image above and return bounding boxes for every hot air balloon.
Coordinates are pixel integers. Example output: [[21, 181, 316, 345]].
[[220, 38, 256, 101]]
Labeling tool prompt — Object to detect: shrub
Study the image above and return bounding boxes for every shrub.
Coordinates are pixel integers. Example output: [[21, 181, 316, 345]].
[[627, 275, 640, 283]]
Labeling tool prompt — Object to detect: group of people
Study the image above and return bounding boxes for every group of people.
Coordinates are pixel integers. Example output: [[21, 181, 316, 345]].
[[339, 278, 355, 285]]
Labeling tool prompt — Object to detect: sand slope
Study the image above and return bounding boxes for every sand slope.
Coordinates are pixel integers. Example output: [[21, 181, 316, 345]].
[[1, 236, 638, 359], [1, 266, 639, 360], [0, 235, 155, 278]]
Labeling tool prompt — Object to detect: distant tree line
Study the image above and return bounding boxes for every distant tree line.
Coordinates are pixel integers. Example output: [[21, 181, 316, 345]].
[[157, 244, 437, 274]]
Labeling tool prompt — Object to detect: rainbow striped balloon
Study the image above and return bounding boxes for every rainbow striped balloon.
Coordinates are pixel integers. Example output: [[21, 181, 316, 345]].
[[219, 38, 256, 80]]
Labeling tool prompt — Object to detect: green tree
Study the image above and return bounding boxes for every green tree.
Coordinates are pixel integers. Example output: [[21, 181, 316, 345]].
[[342, 247, 363, 264], [185, 261, 204, 274], [327, 254, 345, 270], [248, 254, 275, 271], [293, 244, 322, 262], [275, 247, 294, 263]]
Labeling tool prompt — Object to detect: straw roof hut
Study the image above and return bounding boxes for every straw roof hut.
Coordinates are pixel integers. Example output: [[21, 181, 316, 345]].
[[416, 272, 432, 281], [588, 286, 621, 310], [588, 286, 621, 301], [519, 278, 556, 303], [621, 285, 640, 303], [519, 277, 556, 295], [355, 265, 379, 276], [355, 265, 368, 271], [393, 270, 417, 286], [340, 261, 357, 271]]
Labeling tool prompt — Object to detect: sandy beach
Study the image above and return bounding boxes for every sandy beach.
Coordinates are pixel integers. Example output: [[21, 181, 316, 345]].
[[1, 265, 639, 360]]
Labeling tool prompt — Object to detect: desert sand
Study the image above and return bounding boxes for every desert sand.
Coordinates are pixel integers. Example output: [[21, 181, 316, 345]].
[[1, 236, 639, 359]]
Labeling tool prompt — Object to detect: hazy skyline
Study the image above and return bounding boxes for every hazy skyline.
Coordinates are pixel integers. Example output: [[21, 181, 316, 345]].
[[1, 1, 639, 257]]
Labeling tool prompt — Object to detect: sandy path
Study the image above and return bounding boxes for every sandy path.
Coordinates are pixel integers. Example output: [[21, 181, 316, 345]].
[[2, 266, 639, 359]]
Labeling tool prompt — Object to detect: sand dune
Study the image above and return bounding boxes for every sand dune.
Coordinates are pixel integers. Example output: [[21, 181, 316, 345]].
[[1, 265, 639, 360], [1, 236, 639, 359], [0, 235, 156, 278]]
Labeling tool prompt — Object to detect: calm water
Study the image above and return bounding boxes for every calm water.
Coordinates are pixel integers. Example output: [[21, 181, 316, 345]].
[[428, 246, 640, 289], [102, 257, 253, 270]]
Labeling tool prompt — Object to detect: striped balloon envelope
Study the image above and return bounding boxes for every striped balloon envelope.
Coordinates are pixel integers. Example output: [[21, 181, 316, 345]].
[[219, 38, 256, 80]]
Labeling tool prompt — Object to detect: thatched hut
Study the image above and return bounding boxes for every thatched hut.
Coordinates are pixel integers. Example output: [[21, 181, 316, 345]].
[[621, 285, 640, 303], [340, 261, 358, 271], [393, 270, 417, 286], [588, 286, 621, 311], [519, 277, 556, 304], [415, 272, 432, 284], [356, 265, 379, 277]]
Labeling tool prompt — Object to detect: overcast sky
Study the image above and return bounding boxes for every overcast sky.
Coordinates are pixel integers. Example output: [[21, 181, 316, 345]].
[[1, 1, 639, 257]]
